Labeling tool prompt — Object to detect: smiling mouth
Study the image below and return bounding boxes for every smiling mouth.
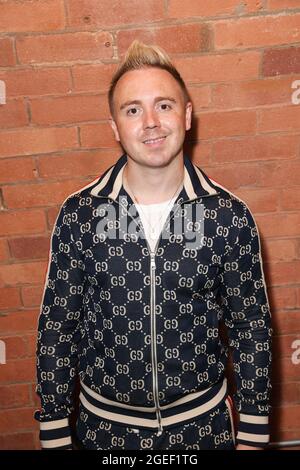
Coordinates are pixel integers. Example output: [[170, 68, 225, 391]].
[[143, 136, 167, 145]]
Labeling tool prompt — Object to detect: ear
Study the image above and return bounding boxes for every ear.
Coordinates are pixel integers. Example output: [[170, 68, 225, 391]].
[[109, 117, 120, 142], [185, 102, 192, 131]]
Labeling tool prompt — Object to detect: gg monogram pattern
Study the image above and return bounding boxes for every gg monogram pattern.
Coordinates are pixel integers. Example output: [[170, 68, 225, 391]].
[[35, 154, 272, 450], [76, 398, 236, 450]]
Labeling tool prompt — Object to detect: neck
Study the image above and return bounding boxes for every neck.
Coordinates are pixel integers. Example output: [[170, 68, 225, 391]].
[[123, 156, 184, 205]]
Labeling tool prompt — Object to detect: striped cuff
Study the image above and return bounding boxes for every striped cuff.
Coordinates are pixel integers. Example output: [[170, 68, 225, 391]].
[[40, 417, 72, 450], [237, 413, 269, 448]]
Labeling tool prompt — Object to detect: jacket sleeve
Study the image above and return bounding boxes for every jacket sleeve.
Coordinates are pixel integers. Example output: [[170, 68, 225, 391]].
[[35, 200, 85, 449], [219, 201, 272, 448]]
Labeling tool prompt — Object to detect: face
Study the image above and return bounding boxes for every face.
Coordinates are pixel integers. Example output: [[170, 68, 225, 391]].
[[110, 68, 192, 169]]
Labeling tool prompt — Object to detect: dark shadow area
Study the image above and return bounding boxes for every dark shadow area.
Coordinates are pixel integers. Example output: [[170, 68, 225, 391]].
[[183, 114, 199, 162]]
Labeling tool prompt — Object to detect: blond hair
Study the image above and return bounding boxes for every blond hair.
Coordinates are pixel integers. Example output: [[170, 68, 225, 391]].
[[108, 40, 190, 115]]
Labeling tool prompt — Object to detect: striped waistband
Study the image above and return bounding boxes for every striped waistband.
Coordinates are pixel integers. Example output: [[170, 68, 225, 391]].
[[79, 378, 228, 430]]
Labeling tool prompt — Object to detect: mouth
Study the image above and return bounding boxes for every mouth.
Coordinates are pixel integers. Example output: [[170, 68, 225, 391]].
[[143, 136, 167, 146]]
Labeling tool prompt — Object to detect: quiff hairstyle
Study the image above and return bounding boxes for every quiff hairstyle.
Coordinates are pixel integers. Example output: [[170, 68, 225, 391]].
[[108, 40, 190, 116]]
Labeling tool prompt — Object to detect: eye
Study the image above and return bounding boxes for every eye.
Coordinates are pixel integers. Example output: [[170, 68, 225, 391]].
[[159, 103, 172, 111], [127, 107, 140, 116]]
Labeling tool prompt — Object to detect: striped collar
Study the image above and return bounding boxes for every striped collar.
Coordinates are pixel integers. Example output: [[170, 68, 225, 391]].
[[90, 154, 219, 201]]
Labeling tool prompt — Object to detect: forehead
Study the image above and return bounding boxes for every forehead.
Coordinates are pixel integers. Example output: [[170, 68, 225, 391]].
[[113, 68, 184, 104]]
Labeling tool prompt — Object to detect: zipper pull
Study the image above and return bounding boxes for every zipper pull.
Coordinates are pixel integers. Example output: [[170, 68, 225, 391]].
[[150, 255, 156, 270], [156, 423, 163, 437]]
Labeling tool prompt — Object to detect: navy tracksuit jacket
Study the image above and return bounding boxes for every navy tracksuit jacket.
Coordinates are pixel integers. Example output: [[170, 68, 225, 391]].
[[35, 154, 272, 449]]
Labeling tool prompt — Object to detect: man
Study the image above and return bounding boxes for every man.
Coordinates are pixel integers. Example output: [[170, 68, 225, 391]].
[[35, 41, 272, 450]]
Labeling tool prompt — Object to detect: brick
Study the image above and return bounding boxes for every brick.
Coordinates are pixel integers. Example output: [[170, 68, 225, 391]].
[[0, 358, 36, 384], [212, 76, 295, 109], [16, 31, 113, 65], [30, 94, 109, 126], [273, 334, 300, 358], [1, 336, 28, 360], [271, 404, 300, 429], [26, 334, 37, 358], [0, 310, 39, 334], [267, 260, 300, 286], [9, 237, 49, 261], [38, 149, 118, 179], [117, 24, 210, 56], [0, 127, 78, 158], [72, 63, 117, 93], [0, 261, 47, 287], [0, 384, 31, 410], [184, 142, 212, 165], [168, 0, 264, 18], [297, 288, 300, 308], [0, 432, 36, 450], [0, 239, 9, 263], [263, 47, 300, 77], [269, 287, 298, 311], [268, 0, 300, 10], [0, 99, 28, 129], [205, 163, 259, 190], [281, 188, 300, 211], [259, 105, 300, 133], [266, 239, 297, 262], [234, 0, 266, 14], [0, 0, 65, 33], [174, 52, 260, 84], [213, 134, 299, 163], [0, 287, 21, 310], [80, 122, 121, 149], [2, 178, 91, 209], [21, 285, 44, 308], [272, 358, 300, 382], [0, 68, 72, 98], [0, 407, 38, 433], [260, 161, 300, 188], [67, 0, 164, 28], [46, 206, 60, 228], [186, 86, 211, 111], [273, 311, 300, 335], [0, 157, 37, 185], [255, 213, 300, 238], [214, 14, 300, 50], [231, 188, 278, 213], [0, 210, 46, 236], [0, 37, 16, 67], [271, 382, 300, 406], [195, 110, 256, 139]]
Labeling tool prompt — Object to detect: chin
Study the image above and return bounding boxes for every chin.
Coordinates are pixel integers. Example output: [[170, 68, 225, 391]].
[[145, 156, 175, 168], [127, 147, 182, 168], [146, 148, 182, 163]]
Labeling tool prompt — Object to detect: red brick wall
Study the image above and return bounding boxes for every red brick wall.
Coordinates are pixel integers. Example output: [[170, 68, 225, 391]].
[[0, 0, 300, 450]]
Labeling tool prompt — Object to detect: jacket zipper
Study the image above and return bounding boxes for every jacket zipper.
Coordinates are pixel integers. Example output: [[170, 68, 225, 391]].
[[149, 252, 163, 436], [147, 202, 186, 437]]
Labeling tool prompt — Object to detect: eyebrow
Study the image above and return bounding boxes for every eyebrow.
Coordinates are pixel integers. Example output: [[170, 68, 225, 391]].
[[119, 96, 177, 110]]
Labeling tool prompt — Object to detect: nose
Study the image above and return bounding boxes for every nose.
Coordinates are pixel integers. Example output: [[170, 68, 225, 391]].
[[143, 108, 160, 130]]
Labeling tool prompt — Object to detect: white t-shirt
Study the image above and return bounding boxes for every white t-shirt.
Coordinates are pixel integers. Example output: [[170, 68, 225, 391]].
[[135, 196, 177, 252]]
